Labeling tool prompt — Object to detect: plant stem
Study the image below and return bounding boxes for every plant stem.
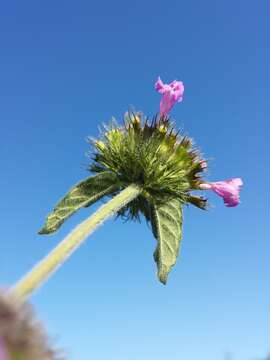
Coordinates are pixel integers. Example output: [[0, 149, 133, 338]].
[[11, 184, 141, 300]]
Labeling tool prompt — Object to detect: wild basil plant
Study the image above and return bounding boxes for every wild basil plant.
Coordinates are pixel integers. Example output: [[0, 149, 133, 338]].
[[11, 77, 243, 299]]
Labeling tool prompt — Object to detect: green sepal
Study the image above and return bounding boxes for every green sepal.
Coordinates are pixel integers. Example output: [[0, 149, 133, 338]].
[[187, 194, 207, 210], [150, 198, 183, 284], [39, 172, 119, 235]]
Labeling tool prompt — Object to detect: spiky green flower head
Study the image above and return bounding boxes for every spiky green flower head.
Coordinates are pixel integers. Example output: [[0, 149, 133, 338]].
[[90, 112, 208, 221], [89, 112, 209, 284]]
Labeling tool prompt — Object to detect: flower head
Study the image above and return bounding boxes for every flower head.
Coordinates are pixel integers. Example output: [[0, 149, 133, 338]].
[[155, 77, 184, 117], [200, 178, 243, 207], [90, 112, 207, 220]]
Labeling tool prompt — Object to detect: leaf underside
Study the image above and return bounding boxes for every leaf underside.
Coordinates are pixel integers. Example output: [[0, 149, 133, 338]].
[[150, 198, 183, 284], [39, 172, 119, 234]]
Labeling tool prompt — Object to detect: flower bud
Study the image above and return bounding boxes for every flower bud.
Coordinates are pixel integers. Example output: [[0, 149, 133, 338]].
[[95, 140, 106, 151], [180, 136, 192, 149], [158, 125, 167, 134], [131, 114, 141, 125], [199, 160, 207, 170]]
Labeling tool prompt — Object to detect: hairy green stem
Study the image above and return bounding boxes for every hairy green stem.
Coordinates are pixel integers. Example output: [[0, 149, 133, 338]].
[[11, 184, 141, 300]]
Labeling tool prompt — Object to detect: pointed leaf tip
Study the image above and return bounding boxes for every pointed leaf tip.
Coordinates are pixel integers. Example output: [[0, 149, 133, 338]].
[[158, 267, 168, 285], [38, 225, 56, 235], [38, 228, 47, 235]]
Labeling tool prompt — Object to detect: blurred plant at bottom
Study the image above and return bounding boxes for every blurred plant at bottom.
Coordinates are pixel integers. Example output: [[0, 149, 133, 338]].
[[0, 290, 63, 360]]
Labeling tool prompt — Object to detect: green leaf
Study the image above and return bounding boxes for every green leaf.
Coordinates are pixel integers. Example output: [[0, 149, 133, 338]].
[[150, 198, 183, 284], [39, 172, 119, 235]]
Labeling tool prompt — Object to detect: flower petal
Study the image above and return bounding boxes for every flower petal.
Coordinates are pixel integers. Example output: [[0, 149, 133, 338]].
[[200, 178, 243, 207], [155, 77, 184, 116], [155, 77, 166, 94]]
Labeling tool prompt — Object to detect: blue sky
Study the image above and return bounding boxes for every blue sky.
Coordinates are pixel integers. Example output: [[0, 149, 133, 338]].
[[0, 0, 269, 359]]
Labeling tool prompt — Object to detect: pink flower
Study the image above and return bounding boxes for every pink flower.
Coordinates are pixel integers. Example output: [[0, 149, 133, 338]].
[[155, 77, 184, 117], [200, 178, 243, 207]]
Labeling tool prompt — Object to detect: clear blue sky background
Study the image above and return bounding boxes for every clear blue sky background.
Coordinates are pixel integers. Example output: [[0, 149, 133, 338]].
[[0, 1, 269, 359]]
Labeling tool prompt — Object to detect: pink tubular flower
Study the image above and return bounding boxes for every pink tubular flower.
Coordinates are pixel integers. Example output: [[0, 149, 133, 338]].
[[200, 178, 243, 207], [155, 77, 184, 117]]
